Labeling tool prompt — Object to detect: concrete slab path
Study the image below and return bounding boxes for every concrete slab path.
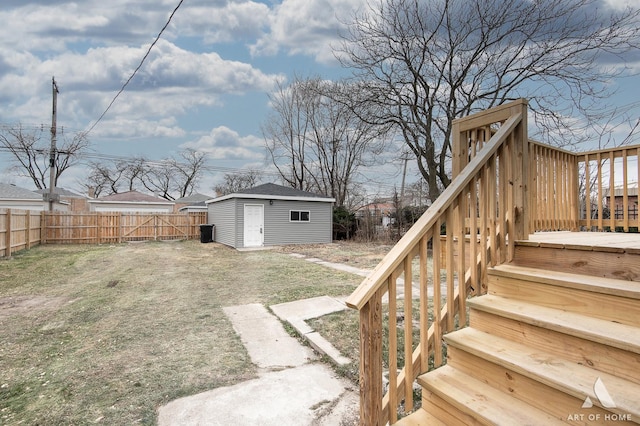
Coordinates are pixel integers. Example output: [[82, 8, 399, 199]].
[[271, 296, 351, 366], [223, 303, 316, 369], [158, 302, 358, 425]]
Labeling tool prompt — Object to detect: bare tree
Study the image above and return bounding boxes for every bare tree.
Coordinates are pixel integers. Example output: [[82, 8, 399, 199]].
[[263, 78, 312, 191], [263, 76, 388, 206], [0, 124, 89, 189], [171, 149, 207, 198], [85, 161, 122, 196], [83, 156, 146, 196], [83, 149, 207, 200], [140, 161, 175, 200], [214, 170, 263, 196], [338, 0, 640, 201]]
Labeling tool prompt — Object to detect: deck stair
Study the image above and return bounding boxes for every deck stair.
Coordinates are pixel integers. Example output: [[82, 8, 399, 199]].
[[397, 241, 640, 425]]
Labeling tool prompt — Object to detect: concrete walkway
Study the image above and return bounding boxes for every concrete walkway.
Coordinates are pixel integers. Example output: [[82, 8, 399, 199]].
[[157, 302, 358, 425], [156, 249, 450, 424]]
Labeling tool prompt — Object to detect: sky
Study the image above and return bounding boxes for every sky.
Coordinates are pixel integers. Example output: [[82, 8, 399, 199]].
[[0, 0, 638, 198]]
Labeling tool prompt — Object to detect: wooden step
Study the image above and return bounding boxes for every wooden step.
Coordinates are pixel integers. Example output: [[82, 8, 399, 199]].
[[444, 328, 640, 421], [513, 242, 640, 282], [468, 295, 640, 355], [490, 264, 640, 300], [416, 365, 567, 425], [393, 407, 448, 426], [470, 307, 640, 385], [488, 264, 640, 326], [444, 345, 619, 424]]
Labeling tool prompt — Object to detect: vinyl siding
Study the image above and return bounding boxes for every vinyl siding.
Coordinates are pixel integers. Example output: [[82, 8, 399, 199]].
[[262, 199, 332, 246], [207, 199, 236, 247]]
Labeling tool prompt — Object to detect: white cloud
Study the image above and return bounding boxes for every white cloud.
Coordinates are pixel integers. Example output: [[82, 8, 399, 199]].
[[250, 0, 365, 64], [175, 1, 271, 44], [0, 39, 284, 138], [182, 126, 265, 160]]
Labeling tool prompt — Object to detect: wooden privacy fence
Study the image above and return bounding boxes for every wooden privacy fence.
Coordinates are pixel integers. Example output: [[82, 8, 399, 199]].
[[0, 210, 208, 257], [0, 209, 43, 257]]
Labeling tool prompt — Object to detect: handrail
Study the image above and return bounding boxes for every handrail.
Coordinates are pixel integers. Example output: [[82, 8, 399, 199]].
[[346, 99, 528, 425], [345, 112, 522, 311]]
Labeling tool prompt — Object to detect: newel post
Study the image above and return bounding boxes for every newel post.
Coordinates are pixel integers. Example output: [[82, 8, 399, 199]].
[[511, 99, 530, 239], [451, 120, 464, 179], [359, 290, 384, 426]]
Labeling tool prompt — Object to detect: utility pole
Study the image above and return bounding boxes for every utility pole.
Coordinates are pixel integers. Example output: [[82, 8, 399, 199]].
[[400, 152, 409, 203], [48, 77, 59, 211], [398, 152, 409, 233]]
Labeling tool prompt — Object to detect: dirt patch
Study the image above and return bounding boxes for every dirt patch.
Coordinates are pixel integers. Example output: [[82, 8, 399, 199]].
[[0, 295, 71, 319]]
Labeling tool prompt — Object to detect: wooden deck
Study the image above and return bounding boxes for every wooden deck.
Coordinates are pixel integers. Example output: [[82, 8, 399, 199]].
[[528, 231, 640, 251]]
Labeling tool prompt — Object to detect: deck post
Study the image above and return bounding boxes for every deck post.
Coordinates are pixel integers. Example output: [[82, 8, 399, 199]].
[[359, 290, 383, 426], [452, 120, 464, 178], [511, 99, 530, 239]]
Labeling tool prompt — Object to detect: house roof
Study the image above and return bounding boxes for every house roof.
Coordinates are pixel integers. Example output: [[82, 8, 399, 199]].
[[89, 190, 174, 204], [34, 188, 86, 198], [0, 183, 42, 200], [174, 193, 214, 204], [207, 183, 335, 204]]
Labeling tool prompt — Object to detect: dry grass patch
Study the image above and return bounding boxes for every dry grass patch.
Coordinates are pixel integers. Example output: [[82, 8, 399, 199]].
[[0, 241, 360, 425]]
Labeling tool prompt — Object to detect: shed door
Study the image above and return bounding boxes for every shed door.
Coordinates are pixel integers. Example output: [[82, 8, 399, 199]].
[[243, 204, 264, 247]]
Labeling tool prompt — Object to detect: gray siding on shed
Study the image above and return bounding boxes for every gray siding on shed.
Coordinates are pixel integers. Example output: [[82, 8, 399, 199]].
[[208, 197, 333, 248], [262, 199, 332, 246], [207, 198, 237, 247]]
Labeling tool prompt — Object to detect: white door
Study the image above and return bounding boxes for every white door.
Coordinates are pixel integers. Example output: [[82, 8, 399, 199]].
[[243, 204, 264, 247]]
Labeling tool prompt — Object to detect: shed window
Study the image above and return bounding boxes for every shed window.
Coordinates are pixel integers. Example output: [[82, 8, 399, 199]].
[[290, 210, 310, 222]]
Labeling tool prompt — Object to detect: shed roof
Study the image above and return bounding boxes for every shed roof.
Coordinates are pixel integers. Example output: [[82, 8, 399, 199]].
[[207, 183, 335, 204]]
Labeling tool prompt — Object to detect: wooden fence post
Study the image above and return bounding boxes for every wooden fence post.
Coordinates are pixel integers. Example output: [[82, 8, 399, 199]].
[[40, 211, 46, 244], [117, 212, 122, 243], [96, 212, 101, 244], [25, 211, 31, 250], [5, 209, 12, 257]]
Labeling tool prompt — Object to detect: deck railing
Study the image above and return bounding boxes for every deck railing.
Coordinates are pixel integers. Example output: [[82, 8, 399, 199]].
[[526, 142, 640, 232], [345, 99, 529, 425], [529, 142, 580, 231], [577, 145, 640, 232]]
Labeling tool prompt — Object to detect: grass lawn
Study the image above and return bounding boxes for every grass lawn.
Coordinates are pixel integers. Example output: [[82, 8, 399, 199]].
[[0, 241, 363, 425]]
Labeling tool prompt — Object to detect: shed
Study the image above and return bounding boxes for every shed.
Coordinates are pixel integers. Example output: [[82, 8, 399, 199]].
[[87, 190, 174, 213], [206, 183, 335, 248]]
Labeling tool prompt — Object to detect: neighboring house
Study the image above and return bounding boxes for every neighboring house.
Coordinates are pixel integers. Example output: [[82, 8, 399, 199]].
[[604, 183, 639, 220], [206, 183, 335, 249], [35, 188, 89, 212], [356, 201, 396, 228], [174, 193, 213, 213], [178, 201, 207, 214], [87, 190, 174, 213], [0, 183, 69, 211]]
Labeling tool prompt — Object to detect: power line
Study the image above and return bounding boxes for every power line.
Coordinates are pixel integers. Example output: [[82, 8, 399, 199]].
[[83, 0, 185, 137]]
